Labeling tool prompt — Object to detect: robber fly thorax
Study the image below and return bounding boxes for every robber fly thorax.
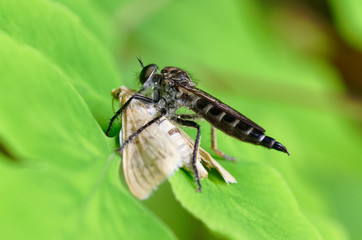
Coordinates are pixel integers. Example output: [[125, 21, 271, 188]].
[[138, 66, 194, 116]]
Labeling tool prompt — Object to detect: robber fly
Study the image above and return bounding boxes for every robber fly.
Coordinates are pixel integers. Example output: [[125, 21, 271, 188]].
[[106, 59, 289, 192], [112, 86, 236, 199]]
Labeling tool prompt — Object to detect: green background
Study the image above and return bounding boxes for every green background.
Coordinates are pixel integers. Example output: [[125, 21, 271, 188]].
[[0, 0, 361, 239]]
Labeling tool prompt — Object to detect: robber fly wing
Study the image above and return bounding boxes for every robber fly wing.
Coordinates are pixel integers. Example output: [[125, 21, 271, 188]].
[[182, 85, 266, 132]]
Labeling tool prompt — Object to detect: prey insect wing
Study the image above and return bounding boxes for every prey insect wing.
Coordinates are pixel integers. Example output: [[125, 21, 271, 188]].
[[176, 128, 237, 183], [157, 114, 237, 184], [120, 87, 180, 199], [118, 86, 236, 199]]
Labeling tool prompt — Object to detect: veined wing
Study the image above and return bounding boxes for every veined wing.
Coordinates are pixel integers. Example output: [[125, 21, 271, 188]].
[[181, 85, 265, 132], [156, 115, 237, 184], [119, 86, 180, 200], [156, 118, 208, 179]]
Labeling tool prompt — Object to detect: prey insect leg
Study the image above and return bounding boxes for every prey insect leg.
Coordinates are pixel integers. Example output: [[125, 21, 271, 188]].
[[106, 94, 155, 136], [211, 126, 237, 162], [118, 109, 167, 153], [171, 117, 202, 192]]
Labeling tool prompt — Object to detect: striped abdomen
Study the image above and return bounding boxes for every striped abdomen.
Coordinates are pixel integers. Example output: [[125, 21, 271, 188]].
[[189, 96, 289, 155]]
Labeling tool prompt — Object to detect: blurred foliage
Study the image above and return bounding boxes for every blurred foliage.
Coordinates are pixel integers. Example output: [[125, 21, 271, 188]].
[[0, 0, 361, 239]]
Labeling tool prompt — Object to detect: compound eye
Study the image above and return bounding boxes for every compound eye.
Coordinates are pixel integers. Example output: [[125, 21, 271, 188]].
[[139, 64, 158, 84]]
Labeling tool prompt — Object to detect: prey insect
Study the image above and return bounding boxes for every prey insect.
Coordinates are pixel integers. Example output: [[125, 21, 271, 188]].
[[106, 59, 289, 192], [112, 86, 236, 199]]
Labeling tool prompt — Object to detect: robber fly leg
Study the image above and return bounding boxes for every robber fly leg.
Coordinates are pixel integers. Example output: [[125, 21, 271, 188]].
[[175, 114, 236, 162], [118, 109, 167, 153], [106, 94, 156, 136], [171, 117, 202, 192], [211, 126, 237, 162]]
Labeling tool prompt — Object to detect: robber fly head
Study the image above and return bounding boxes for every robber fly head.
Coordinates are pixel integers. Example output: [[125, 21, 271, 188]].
[[139, 64, 158, 84], [138, 57, 158, 85]]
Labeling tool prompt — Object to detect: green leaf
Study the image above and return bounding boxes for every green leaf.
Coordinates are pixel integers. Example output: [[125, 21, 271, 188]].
[[0, 0, 121, 129], [170, 161, 322, 240], [51, 0, 114, 47], [0, 30, 175, 239]]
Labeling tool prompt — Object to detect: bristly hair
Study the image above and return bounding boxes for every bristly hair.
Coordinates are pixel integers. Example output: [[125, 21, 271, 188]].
[[137, 57, 144, 68], [184, 69, 199, 85], [133, 57, 144, 87]]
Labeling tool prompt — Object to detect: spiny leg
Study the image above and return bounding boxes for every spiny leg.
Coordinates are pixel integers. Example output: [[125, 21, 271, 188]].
[[172, 117, 202, 192], [211, 126, 237, 161], [118, 109, 167, 153], [106, 94, 155, 136]]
